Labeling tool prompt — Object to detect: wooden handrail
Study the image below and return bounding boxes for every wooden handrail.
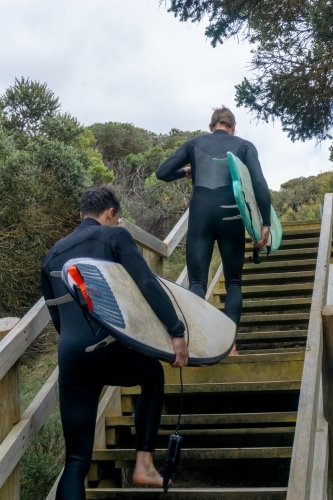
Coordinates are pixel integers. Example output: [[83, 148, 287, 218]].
[[287, 193, 333, 500], [120, 209, 189, 258], [119, 219, 167, 257], [164, 208, 189, 257], [0, 368, 59, 489], [0, 298, 50, 381]]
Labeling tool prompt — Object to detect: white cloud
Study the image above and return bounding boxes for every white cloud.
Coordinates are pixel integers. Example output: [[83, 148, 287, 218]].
[[1, 0, 331, 190]]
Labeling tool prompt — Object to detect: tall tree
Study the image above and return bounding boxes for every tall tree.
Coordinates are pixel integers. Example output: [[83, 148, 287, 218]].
[[163, 0, 333, 142]]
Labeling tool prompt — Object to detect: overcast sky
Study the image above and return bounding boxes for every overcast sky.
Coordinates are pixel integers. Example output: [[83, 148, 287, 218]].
[[1, 0, 331, 190]]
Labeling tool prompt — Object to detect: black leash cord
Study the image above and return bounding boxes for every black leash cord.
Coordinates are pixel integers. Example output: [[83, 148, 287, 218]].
[[157, 277, 190, 434]]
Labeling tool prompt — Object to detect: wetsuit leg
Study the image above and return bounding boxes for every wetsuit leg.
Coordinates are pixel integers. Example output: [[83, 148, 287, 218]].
[[216, 217, 245, 327], [186, 188, 215, 299], [56, 340, 165, 500], [95, 342, 165, 452], [56, 382, 102, 500], [186, 186, 245, 328]]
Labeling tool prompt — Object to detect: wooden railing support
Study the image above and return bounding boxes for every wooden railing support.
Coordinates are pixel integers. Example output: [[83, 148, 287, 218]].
[[142, 249, 163, 275], [0, 318, 20, 500], [322, 305, 333, 499]]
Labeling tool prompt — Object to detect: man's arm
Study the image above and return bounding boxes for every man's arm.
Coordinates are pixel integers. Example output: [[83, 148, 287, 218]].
[[156, 140, 192, 182], [41, 262, 61, 334]]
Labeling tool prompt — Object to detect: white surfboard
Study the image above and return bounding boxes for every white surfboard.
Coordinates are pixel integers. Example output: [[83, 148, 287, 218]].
[[61, 258, 236, 366]]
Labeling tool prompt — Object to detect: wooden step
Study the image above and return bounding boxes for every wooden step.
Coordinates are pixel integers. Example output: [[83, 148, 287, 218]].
[[244, 248, 319, 261], [245, 237, 319, 251], [239, 313, 309, 326], [106, 412, 298, 428], [238, 270, 315, 284], [237, 330, 307, 343], [214, 284, 313, 299], [242, 259, 316, 273], [92, 447, 293, 468], [86, 487, 288, 499], [216, 297, 311, 313], [121, 381, 301, 416]]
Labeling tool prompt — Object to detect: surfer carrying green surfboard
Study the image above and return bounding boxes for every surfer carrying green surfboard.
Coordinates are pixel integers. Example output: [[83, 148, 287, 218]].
[[156, 106, 271, 355]]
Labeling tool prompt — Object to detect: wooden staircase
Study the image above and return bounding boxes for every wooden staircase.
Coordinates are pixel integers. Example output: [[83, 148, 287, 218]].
[[84, 219, 327, 499]]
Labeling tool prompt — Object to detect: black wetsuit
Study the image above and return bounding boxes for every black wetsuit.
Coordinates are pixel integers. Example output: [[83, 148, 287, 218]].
[[41, 218, 184, 500], [156, 130, 271, 327]]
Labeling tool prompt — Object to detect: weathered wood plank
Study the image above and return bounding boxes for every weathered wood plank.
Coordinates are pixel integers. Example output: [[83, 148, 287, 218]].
[[119, 219, 167, 257], [164, 208, 189, 256], [93, 387, 121, 449], [217, 297, 312, 312], [240, 270, 315, 283], [106, 412, 297, 428], [0, 318, 20, 500], [215, 283, 314, 298], [92, 447, 293, 462], [206, 263, 222, 302], [142, 249, 163, 275], [309, 377, 329, 500], [85, 487, 288, 500], [287, 193, 333, 500], [237, 331, 308, 343], [121, 380, 301, 396], [175, 265, 188, 288], [0, 367, 59, 489], [0, 298, 50, 381], [243, 259, 317, 272], [240, 313, 309, 325]]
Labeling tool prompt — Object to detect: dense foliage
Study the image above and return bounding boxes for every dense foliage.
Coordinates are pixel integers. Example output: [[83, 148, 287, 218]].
[[163, 0, 333, 142], [0, 79, 113, 316], [92, 124, 206, 238]]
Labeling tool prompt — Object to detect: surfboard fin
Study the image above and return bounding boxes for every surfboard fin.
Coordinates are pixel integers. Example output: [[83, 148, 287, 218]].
[[45, 294, 73, 306], [163, 433, 182, 492]]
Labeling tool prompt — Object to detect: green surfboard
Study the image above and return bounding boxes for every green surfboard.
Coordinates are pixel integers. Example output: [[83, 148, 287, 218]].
[[213, 152, 282, 254]]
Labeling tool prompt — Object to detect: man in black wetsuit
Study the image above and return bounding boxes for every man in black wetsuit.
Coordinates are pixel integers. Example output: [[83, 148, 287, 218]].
[[156, 106, 271, 355], [41, 186, 189, 499]]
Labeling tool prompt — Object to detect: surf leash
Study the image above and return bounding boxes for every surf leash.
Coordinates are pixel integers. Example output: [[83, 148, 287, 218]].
[[157, 277, 190, 493], [242, 191, 272, 264]]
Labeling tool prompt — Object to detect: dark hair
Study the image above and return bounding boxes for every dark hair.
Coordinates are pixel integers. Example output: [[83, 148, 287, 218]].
[[209, 106, 236, 130], [80, 186, 120, 218]]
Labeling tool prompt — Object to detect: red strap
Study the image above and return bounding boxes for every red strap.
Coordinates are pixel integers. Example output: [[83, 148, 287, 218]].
[[68, 266, 93, 310]]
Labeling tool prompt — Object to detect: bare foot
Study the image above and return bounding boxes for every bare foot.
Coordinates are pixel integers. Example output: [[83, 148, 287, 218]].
[[133, 451, 165, 487], [228, 345, 239, 356], [132, 467, 164, 487]]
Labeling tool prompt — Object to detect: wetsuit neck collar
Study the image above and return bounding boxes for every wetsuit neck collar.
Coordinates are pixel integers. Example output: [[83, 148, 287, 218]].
[[80, 217, 101, 226], [213, 129, 229, 135]]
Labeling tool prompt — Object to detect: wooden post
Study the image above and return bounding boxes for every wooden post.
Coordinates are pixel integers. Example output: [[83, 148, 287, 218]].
[[142, 249, 163, 276], [0, 318, 20, 500], [322, 305, 333, 500]]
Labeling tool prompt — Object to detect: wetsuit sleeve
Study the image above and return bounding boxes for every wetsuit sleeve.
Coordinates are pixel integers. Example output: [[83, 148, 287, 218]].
[[41, 262, 61, 334], [240, 142, 271, 226], [113, 228, 185, 338], [156, 140, 193, 182]]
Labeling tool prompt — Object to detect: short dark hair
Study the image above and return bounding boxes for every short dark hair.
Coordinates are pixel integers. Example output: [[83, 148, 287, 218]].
[[80, 186, 120, 218], [209, 106, 236, 130]]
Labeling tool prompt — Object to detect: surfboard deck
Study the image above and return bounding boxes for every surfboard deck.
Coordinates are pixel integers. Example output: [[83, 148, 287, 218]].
[[61, 258, 236, 366], [213, 152, 282, 253]]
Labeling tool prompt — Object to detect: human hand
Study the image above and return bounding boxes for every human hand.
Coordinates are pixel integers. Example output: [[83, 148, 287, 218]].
[[254, 226, 270, 249], [183, 166, 192, 179], [170, 337, 189, 368]]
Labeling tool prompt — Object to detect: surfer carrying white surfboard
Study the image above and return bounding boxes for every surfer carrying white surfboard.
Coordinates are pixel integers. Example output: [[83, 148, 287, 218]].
[[156, 106, 271, 355], [41, 186, 189, 497]]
